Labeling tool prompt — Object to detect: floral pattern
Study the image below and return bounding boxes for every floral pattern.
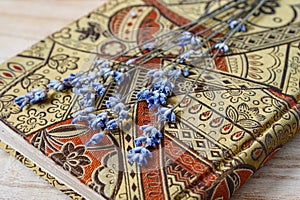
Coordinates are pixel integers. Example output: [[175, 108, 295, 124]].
[[16, 109, 47, 133], [48, 54, 79, 74], [75, 22, 102, 42], [221, 89, 256, 103], [236, 0, 280, 17], [21, 74, 49, 91], [226, 103, 266, 129], [53, 28, 72, 39], [254, 0, 280, 16], [0, 95, 20, 118], [178, 80, 197, 93], [237, 103, 266, 122], [47, 95, 72, 119], [50, 142, 91, 178]]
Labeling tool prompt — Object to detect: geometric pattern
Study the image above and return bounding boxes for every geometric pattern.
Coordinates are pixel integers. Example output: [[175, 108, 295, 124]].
[[166, 121, 227, 161]]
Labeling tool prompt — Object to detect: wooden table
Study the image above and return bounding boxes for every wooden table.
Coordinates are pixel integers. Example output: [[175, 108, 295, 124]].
[[0, 1, 299, 199]]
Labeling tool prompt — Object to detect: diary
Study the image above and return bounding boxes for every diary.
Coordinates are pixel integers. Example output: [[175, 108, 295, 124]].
[[0, 0, 299, 199]]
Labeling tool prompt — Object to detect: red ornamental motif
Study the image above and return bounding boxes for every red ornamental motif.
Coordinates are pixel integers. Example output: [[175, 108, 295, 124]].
[[13, 65, 23, 71], [242, 140, 253, 150], [2, 72, 13, 78], [189, 104, 202, 114], [8, 63, 25, 73], [249, 61, 263, 66], [221, 124, 233, 134], [252, 148, 263, 160], [210, 117, 224, 128], [250, 66, 263, 72], [200, 111, 212, 120], [180, 98, 191, 107], [231, 131, 245, 141], [249, 73, 262, 79]]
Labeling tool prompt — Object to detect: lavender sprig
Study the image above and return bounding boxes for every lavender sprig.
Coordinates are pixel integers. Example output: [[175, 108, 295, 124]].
[[14, 88, 47, 108], [127, 146, 152, 166], [13, 0, 264, 167]]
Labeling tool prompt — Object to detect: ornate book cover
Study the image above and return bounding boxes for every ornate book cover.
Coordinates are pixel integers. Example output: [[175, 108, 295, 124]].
[[0, 0, 299, 199]]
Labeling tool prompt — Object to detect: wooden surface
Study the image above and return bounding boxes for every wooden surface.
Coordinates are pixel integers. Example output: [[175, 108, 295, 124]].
[[0, 1, 299, 199]]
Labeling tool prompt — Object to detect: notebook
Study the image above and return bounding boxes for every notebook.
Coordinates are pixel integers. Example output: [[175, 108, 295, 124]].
[[0, 0, 299, 199]]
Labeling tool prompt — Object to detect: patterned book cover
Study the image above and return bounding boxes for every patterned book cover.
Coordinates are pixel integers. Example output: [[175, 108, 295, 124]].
[[0, 140, 83, 199], [0, 0, 299, 199]]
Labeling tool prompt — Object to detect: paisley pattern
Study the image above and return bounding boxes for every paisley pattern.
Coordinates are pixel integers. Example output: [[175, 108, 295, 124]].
[[0, 0, 299, 200]]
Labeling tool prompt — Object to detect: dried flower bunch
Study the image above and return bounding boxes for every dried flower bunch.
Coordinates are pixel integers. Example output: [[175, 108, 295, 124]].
[[14, 0, 267, 166]]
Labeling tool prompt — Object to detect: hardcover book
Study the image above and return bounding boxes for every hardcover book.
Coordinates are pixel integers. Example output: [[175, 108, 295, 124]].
[[0, 0, 299, 199]]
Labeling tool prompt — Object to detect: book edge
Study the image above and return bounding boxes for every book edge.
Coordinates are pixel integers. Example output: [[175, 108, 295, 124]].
[[0, 140, 84, 200], [0, 121, 104, 200]]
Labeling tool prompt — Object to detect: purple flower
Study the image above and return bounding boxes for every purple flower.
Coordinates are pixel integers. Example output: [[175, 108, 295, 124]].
[[73, 87, 91, 95], [168, 69, 182, 79], [143, 90, 168, 108], [64, 72, 92, 88], [72, 113, 96, 124], [134, 125, 163, 147], [77, 92, 95, 107], [89, 112, 108, 129], [111, 71, 125, 85], [156, 106, 176, 122], [137, 89, 150, 100], [63, 73, 77, 87], [28, 88, 47, 104], [158, 92, 167, 105], [93, 59, 110, 68], [147, 69, 165, 81], [183, 68, 189, 77], [106, 119, 118, 131], [96, 112, 108, 121], [127, 146, 152, 166], [113, 102, 126, 114], [145, 91, 160, 109], [14, 95, 28, 108], [143, 42, 156, 50], [89, 112, 108, 130], [125, 58, 136, 66], [106, 95, 121, 108], [86, 132, 105, 146], [48, 80, 64, 91], [14, 88, 47, 108], [92, 83, 106, 96], [179, 50, 200, 63], [73, 107, 95, 118], [153, 79, 174, 95], [190, 35, 201, 46], [177, 31, 193, 46], [177, 31, 200, 46], [134, 136, 148, 146], [229, 20, 246, 32], [98, 67, 112, 78], [214, 42, 229, 53], [119, 110, 129, 120]]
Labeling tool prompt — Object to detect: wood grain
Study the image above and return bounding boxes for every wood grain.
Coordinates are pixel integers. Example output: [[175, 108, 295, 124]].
[[0, 1, 299, 199]]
